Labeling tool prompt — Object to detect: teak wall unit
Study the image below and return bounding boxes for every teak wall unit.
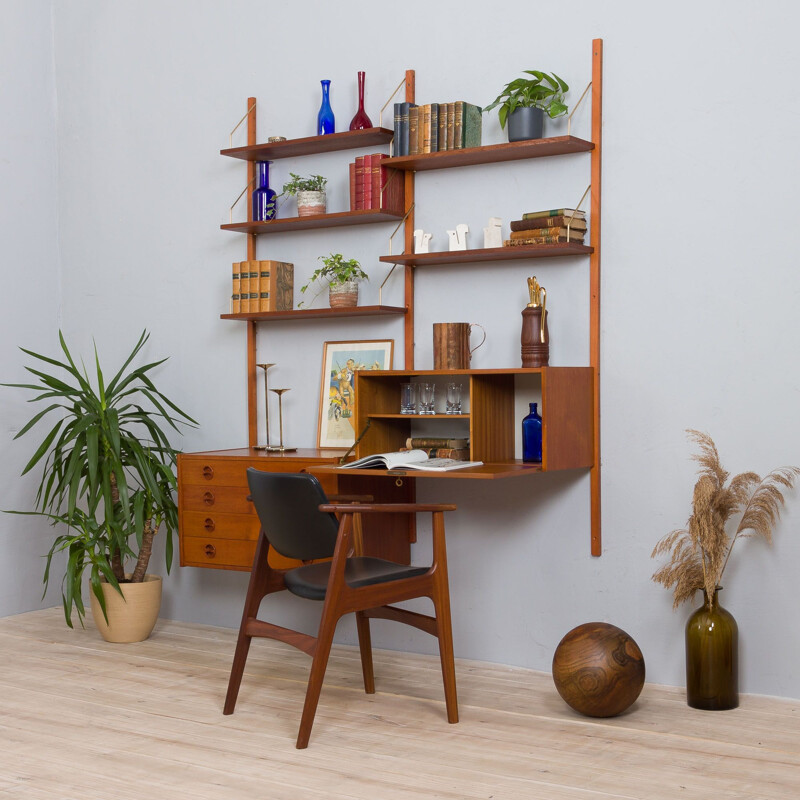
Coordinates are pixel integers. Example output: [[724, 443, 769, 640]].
[[179, 39, 602, 569]]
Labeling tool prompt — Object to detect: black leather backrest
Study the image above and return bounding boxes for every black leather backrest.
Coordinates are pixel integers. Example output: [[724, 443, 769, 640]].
[[246, 469, 339, 561]]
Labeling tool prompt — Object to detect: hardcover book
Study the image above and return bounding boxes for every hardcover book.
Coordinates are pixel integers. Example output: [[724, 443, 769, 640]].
[[256, 260, 294, 311], [510, 215, 588, 232], [408, 106, 420, 155], [504, 234, 585, 246], [522, 208, 586, 220], [509, 226, 585, 241], [231, 262, 242, 314], [406, 437, 469, 449]]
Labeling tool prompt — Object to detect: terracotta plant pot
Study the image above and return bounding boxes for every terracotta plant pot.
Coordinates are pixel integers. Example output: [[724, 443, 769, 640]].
[[296, 190, 326, 217], [89, 574, 163, 643], [328, 279, 359, 308]]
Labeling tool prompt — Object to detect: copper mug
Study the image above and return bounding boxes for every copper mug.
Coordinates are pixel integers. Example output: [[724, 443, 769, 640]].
[[433, 322, 486, 370]]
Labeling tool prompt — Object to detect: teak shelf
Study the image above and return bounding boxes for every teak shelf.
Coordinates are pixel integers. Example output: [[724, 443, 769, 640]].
[[222, 208, 403, 235], [220, 305, 406, 322], [379, 243, 593, 267], [209, 40, 603, 557], [382, 135, 594, 171], [220, 127, 395, 161]]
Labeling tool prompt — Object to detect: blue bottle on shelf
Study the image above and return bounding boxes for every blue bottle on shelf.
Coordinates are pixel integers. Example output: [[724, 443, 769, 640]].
[[252, 161, 277, 222], [522, 402, 542, 463], [317, 79, 335, 135]]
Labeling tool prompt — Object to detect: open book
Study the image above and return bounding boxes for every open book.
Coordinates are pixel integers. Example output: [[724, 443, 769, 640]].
[[341, 449, 483, 472]]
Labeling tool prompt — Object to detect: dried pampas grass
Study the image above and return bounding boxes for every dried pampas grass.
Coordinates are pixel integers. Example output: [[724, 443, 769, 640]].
[[652, 430, 799, 607]]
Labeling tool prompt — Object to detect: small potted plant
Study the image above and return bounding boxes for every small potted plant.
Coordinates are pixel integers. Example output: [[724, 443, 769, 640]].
[[300, 253, 368, 308], [281, 172, 328, 216], [4, 331, 195, 642], [484, 70, 569, 142]]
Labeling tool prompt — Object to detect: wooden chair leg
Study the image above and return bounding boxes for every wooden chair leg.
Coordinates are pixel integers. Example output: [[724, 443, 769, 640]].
[[355, 610, 375, 694], [296, 607, 339, 749], [224, 531, 275, 715], [431, 511, 458, 723]]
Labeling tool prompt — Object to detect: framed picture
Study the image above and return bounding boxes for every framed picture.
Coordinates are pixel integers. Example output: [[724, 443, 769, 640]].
[[318, 339, 394, 448]]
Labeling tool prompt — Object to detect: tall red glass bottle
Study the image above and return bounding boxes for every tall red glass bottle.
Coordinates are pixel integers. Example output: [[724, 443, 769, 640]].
[[349, 71, 373, 130]]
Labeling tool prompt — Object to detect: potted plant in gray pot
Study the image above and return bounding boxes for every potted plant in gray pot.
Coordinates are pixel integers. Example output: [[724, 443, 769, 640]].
[[299, 253, 368, 308], [4, 331, 196, 642], [484, 70, 569, 142], [281, 172, 328, 216]]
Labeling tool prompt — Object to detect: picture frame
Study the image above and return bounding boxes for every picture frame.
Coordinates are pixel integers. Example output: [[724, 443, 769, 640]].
[[317, 339, 394, 449]]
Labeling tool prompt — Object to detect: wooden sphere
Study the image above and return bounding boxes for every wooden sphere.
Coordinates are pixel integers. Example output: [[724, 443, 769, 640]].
[[552, 622, 645, 717]]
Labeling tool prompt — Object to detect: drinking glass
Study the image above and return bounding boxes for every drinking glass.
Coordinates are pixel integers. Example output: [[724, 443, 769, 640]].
[[400, 382, 417, 414], [445, 383, 462, 414], [418, 382, 436, 415]]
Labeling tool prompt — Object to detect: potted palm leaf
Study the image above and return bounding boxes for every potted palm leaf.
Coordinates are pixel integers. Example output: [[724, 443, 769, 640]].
[[4, 331, 195, 642]]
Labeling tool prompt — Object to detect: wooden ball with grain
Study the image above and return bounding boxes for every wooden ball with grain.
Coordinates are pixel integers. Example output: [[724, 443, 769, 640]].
[[552, 622, 645, 717]]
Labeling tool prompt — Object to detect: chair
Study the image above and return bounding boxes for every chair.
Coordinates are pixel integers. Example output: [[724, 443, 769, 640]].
[[223, 468, 459, 748]]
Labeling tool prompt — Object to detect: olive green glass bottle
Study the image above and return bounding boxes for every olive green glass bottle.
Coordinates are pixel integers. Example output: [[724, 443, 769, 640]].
[[685, 588, 739, 710]]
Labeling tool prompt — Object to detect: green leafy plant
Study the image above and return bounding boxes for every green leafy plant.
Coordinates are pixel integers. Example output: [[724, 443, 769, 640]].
[[281, 172, 328, 195], [484, 70, 569, 129], [4, 331, 196, 626], [298, 253, 368, 307]]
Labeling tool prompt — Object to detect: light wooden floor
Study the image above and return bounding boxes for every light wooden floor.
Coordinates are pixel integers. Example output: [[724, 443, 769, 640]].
[[1, 609, 798, 799]]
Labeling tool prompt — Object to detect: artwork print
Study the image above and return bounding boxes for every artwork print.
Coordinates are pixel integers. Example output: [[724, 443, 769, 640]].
[[318, 340, 393, 448]]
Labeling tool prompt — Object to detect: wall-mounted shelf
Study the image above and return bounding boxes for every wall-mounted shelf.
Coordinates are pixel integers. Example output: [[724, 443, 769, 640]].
[[221, 305, 407, 322], [222, 208, 403, 235], [221, 127, 395, 161], [379, 243, 593, 267], [383, 135, 593, 172]]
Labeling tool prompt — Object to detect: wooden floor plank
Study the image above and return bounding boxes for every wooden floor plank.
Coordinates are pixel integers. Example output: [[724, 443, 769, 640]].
[[1, 608, 798, 800]]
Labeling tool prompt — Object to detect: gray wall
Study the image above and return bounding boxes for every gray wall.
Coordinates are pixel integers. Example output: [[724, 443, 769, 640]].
[[2, 0, 799, 699], [0, 1, 63, 613]]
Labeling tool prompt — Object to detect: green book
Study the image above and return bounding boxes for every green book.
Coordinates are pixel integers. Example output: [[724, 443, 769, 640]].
[[462, 102, 482, 149]]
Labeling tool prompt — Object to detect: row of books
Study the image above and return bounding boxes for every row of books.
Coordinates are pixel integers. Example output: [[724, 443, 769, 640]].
[[348, 153, 405, 213], [393, 102, 482, 157], [231, 260, 293, 314], [503, 208, 588, 247]]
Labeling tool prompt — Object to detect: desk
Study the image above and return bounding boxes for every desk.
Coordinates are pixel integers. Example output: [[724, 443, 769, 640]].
[[177, 448, 414, 571]]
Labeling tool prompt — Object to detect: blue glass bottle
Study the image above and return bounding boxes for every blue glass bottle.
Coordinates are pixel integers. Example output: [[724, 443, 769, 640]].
[[522, 402, 543, 463], [252, 161, 277, 222], [317, 79, 335, 135]]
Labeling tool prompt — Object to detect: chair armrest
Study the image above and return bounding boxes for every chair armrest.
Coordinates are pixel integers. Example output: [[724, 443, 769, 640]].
[[327, 494, 374, 503], [319, 502, 456, 514]]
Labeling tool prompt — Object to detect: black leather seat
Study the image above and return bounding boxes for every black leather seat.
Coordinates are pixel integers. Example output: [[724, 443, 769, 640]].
[[223, 469, 459, 748]]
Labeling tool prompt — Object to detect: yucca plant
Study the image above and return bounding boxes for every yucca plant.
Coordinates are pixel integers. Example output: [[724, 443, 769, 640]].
[[5, 331, 195, 626]]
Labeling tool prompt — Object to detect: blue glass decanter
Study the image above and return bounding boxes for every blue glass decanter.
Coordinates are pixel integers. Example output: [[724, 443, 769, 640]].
[[252, 161, 277, 222], [317, 79, 335, 135], [522, 402, 543, 463]]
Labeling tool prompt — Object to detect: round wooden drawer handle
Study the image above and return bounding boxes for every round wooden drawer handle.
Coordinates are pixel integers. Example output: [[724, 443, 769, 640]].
[[204, 544, 217, 558], [202, 465, 214, 480], [202, 491, 215, 506], [203, 518, 215, 532]]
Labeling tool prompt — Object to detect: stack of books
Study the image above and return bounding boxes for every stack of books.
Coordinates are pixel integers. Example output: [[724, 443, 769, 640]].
[[504, 208, 588, 247], [348, 153, 405, 213], [393, 102, 482, 156], [231, 260, 293, 314]]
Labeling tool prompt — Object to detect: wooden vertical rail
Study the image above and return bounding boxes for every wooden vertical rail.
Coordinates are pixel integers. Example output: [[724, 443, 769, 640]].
[[246, 97, 259, 447], [590, 40, 603, 555], [403, 70, 416, 369]]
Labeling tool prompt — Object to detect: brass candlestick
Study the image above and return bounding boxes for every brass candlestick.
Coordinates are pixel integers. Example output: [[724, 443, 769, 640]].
[[269, 388, 296, 452], [253, 363, 276, 451]]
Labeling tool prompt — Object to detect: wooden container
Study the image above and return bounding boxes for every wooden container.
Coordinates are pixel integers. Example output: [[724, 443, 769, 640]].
[[433, 322, 485, 370]]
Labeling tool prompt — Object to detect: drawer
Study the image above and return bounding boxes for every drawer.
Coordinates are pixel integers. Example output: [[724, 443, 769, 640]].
[[181, 511, 260, 541], [182, 536, 256, 570], [180, 484, 255, 514], [179, 459, 251, 487]]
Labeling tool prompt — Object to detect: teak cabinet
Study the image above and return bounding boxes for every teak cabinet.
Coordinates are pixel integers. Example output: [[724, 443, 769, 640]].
[[177, 39, 603, 569]]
